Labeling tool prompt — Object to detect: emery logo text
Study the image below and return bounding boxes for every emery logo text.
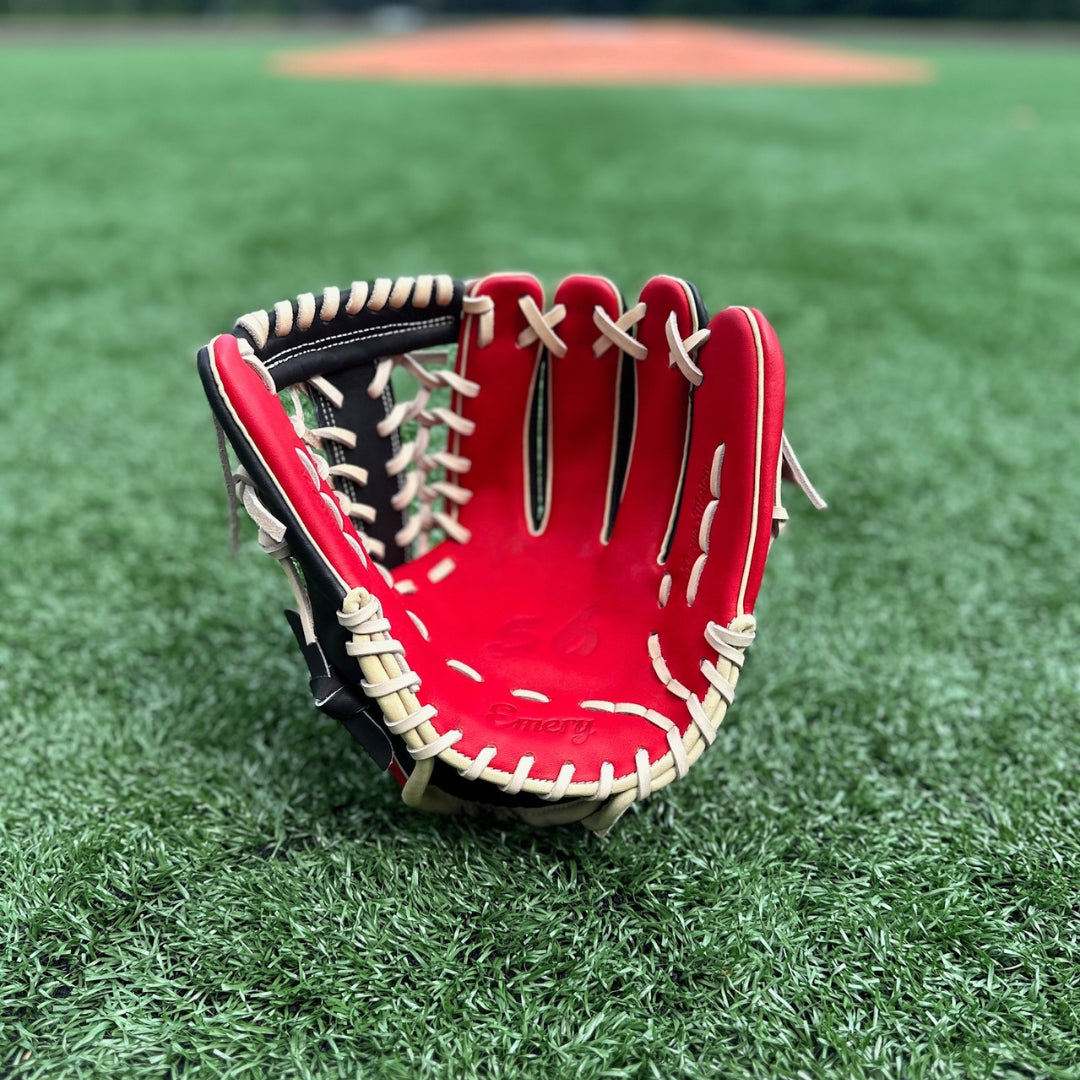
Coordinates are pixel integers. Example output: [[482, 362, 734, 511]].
[[487, 704, 596, 744]]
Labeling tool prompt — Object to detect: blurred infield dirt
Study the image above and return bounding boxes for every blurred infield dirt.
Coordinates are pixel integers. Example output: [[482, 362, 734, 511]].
[[274, 19, 933, 86]]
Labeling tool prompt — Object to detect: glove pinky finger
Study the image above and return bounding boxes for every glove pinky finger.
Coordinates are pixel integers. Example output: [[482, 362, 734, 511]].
[[663, 305, 786, 628]]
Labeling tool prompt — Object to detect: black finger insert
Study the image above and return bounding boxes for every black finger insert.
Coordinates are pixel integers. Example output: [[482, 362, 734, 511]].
[[309, 363, 410, 570]]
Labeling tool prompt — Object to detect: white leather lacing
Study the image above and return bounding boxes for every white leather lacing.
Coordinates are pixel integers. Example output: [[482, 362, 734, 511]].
[[219, 455, 320, 644], [593, 303, 648, 359], [781, 432, 827, 507], [235, 274, 456, 349], [665, 312, 711, 386], [462, 293, 495, 347], [772, 432, 827, 539], [515, 297, 709, 383], [701, 619, 755, 704], [518, 296, 569, 355], [232, 275, 476, 562], [236, 344, 386, 557], [367, 354, 481, 554], [337, 587, 456, 746]]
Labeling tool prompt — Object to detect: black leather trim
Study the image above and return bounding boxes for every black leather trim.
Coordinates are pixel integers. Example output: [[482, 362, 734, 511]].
[[240, 280, 466, 390], [284, 609, 395, 771]]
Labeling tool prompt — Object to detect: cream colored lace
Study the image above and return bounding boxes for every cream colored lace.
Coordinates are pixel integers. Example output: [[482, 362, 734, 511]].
[[516, 298, 709, 386], [235, 274, 456, 349], [665, 312, 711, 386], [367, 353, 481, 554], [214, 343, 384, 558]]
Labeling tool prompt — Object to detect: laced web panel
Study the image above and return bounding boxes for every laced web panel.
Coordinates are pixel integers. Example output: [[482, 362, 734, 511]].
[[288, 346, 471, 570]]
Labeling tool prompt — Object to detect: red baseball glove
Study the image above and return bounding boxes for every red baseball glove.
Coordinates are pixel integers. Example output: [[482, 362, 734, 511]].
[[198, 272, 823, 833]]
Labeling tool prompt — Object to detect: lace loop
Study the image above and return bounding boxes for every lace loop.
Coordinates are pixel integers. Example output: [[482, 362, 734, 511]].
[[592, 302, 647, 359], [781, 432, 827, 510], [665, 312, 710, 386], [463, 293, 496, 347], [517, 296, 568, 356]]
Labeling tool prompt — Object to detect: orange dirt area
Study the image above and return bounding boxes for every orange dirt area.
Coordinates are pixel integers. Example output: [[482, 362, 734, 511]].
[[274, 19, 931, 87]]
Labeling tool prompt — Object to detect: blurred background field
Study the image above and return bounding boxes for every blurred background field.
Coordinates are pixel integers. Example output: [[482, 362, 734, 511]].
[[1, 9, 1079, 1080], [2, 0, 1080, 20]]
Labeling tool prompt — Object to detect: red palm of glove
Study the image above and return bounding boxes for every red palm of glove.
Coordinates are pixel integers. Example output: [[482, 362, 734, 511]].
[[361, 273, 789, 828]]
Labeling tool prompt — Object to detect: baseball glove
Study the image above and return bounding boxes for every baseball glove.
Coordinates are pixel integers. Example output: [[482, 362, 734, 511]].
[[198, 272, 824, 833]]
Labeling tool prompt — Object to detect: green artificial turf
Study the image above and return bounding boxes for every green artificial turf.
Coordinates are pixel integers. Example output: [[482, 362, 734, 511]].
[[1, 25, 1079, 1080]]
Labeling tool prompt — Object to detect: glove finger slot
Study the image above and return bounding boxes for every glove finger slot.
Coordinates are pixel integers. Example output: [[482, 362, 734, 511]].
[[446, 273, 548, 540], [663, 306, 786, 629], [544, 274, 631, 543], [607, 275, 706, 563]]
